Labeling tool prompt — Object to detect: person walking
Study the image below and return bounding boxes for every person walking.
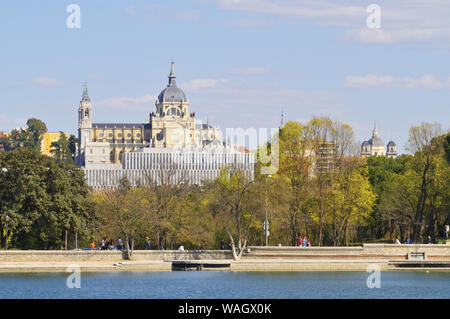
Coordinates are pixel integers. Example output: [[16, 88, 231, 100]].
[[302, 236, 308, 247], [90, 241, 95, 250], [145, 237, 151, 250], [298, 236, 303, 247], [220, 239, 225, 250], [427, 235, 433, 244], [405, 236, 413, 244], [445, 225, 449, 239]]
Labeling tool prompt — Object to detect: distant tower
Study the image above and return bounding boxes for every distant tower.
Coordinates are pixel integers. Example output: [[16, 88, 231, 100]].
[[386, 141, 397, 158], [77, 83, 93, 166]]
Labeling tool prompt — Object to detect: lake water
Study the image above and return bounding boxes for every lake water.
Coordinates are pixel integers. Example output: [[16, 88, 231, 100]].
[[0, 271, 448, 299]]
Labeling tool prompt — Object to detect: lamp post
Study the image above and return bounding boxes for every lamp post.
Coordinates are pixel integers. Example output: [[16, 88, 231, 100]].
[[265, 175, 271, 246]]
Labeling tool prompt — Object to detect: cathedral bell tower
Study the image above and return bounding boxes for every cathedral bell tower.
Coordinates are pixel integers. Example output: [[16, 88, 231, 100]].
[[77, 83, 93, 166]]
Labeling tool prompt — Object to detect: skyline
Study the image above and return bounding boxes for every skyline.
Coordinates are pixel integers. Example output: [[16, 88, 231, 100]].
[[1, 1, 450, 154]]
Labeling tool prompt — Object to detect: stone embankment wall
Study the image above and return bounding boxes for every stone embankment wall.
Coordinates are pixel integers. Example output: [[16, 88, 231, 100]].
[[0, 250, 232, 262], [244, 244, 450, 260], [0, 244, 448, 264]]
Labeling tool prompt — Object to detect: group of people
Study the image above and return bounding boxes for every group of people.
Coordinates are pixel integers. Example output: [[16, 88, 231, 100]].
[[219, 239, 234, 250], [395, 235, 434, 245], [89, 238, 125, 250], [297, 236, 311, 247], [101, 237, 124, 250]]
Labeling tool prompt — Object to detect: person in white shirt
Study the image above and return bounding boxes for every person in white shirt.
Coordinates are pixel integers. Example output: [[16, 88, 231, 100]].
[[178, 245, 184, 251], [395, 238, 401, 244]]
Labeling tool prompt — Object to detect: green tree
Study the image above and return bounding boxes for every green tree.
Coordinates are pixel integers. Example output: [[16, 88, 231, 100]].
[[444, 133, 450, 164], [206, 168, 262, 260], [0, 147, 96, 249], [366, 155, 410, 239], [407, 123, 443, 241], [68, 134, 78, 162], [50, 131, 73, 164], [93, 177, 151, 258], [9, 118, 47, 151], [329, 159, 376, 245]]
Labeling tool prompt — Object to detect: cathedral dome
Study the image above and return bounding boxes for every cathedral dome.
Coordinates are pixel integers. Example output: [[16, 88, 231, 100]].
[[158, 86, 187, 103], [368, 136, 384, 147], [387, 141, 396, 146], [368, 127, 384, 147], [158, 62, 187, 103]]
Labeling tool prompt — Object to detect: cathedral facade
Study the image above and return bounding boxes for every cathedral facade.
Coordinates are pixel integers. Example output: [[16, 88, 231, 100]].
[[361, 125, 397, 158], [77, 63, 223, 167], [76, 63, 254, 188]]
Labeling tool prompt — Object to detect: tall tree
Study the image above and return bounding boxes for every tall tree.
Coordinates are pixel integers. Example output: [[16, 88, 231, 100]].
[[206, 168, 262, 260], [68, 134, 79, 162], [50, 131, 73, 164], [407, 122, 443, 241], [9, 118, 47, 150], [0, 147, 96, 249], [444, 133, 450, 164], [94, 177, 151, 258]]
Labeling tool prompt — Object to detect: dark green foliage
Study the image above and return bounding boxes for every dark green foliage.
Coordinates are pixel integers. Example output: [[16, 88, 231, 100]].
[[367, 155, 410, 197], [444, 133, 450, 164], [0, 148, 96, 249], [50, 132, 73, 164], [9, 118, 47, 151]]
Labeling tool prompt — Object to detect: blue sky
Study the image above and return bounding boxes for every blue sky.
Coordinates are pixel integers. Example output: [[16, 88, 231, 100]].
[[1, 0, 449, 154]]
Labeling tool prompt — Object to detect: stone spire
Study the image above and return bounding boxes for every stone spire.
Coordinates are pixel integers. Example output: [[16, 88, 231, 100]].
[[82, 82, 90, 101], [372, 121, 379, 137], [168, 60, 177, 87]]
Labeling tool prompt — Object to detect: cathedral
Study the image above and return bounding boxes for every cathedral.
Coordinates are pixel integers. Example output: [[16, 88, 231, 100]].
[[76, 63, 254, 188], [361, 125, 397, 158], [77, 62, 224, 166]]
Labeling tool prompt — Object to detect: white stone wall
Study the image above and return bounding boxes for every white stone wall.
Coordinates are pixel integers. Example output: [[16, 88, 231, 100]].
[[83, 147, 255, 188]]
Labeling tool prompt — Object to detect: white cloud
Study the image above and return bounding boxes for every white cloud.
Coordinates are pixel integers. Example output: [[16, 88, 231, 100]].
[[33, 77, 62, 87], [217, 0, 450, 45], [230, 18, 273, 27], [229, 66, 268, 74], [343, 28, 450, 44], [345, 74, 450, 89], [218, 0, 363, 19], [188, 81, 344, 126], [97, 94, 156, 110], [182, 78, 229, 91]]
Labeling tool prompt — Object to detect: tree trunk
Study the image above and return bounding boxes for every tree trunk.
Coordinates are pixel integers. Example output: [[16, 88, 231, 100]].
[[413, 158, 429, 241], [125, 234, 133, 260]]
